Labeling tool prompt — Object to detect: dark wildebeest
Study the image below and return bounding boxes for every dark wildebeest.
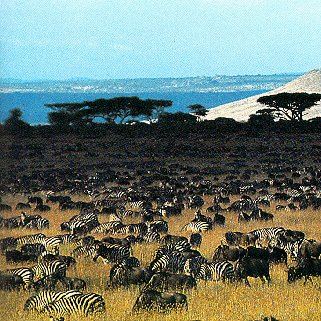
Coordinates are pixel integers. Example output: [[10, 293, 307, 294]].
[[287, 257, 321, 284], [190, 233, 202, 247], [212, 245, 246, 262], [0, 273, 24, 290], [5, 250, 38, 264], [297, 239, 321, 261], [145, 272, 197, 291], [0, 237, 18, 253], [132, 289, 188, 313], [110, 264, 152, 288], [61, 276, 86, 291], [235, 256, 271, 286]]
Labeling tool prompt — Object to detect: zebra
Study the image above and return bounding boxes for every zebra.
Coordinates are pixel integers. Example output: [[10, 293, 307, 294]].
[[24, 217, 50, 230], [4, 267, 35, 288], [181, 221, 212, 233], [154, 240, 191, 260], [148, 220, 169, 234], [72, 245, 96, 259], [39, 236, 63, 249], [24, 290, 82, 312], [93, 243, 131, 264], [194, 261, 235, 282], [137, 231, 161, 243], [32, 260, 67, 281], [43, 292, 105, 316], [149, 251, 188, 274], [248, 227, 285, 247], [91, 221, 123, 234], [16, 233, 47, 245], [56, 234, 78, 245]]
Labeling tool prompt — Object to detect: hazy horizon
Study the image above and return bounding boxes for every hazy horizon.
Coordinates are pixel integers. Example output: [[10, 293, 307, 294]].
[[1, 1, 320, 80]]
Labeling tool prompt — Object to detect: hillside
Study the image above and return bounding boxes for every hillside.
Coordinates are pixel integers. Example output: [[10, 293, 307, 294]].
[[205, 69, 321, 121]]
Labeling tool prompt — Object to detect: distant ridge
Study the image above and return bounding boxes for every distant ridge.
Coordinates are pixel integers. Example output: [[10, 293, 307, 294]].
[[205, 69, 321, 121]]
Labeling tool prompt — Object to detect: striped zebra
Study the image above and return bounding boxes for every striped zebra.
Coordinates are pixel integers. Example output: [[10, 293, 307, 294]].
[[32, 260, 67, 281], [24, 290, 82, 312], [4, 267, 34, 287], [93, 243, 131, 264], [24, 217, 50, 230], [125, 201, 148, 210], [40, 236, 63, 249], [181, 221, 212, 233], [16, 233, 46, 245], [149, 251, 188, 274], [183, 255, 209, 277], [249, 227, 285, 247], [154, 240, 191, 260], [137, 231, 160, 243], [57, 234, 78, 245], [72, 245, 96, 259], [194, 261, 235, 282], [148, 220, 169, 234], [43, 292, 105, 316], [61, 210, 100, 235], [91, 221, 123, 234]]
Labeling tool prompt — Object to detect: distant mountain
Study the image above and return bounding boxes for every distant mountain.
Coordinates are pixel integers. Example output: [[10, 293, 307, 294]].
[[0, 73, 301, 94], [205, 69, 321, 121]]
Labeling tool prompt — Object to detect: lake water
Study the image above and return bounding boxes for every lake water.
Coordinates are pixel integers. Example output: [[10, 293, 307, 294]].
[[0, 90, 267, 124]]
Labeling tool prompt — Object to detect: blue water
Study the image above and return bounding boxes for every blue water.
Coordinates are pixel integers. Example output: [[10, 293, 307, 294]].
[[0, 90, 267, 124]]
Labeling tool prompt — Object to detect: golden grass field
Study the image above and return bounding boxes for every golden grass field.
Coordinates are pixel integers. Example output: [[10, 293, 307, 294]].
[[0, 193, 320, 321]]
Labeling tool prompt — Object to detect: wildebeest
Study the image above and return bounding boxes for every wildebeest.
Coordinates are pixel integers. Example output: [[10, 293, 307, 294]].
[[145, 272, 197, 291], [212, 244, 246, 262], [5, 250, 38, 264], [287, 257, 321, 284], [61, 276, 87, 291], [110, 264, 152, 288], [297, 239, 321, 261], [190, 233, 202, 247], [132, 289, 188, 313], [235, 256, 271, 286], [0, 237, 18, 253], [0, 273, 24, 290]]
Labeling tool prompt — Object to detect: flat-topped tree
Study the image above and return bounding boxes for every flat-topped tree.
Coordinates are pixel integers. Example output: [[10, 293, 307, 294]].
[[46, 97, 172, 125], [257, 92, 321, 122], [188, 104, 208, 120]]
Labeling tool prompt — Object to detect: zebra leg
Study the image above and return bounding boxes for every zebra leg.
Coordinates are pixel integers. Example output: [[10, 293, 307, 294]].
[[244, 277, 251, 287]]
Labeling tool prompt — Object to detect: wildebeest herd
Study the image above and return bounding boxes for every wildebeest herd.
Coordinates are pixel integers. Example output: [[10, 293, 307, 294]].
[[0, 133, 320, 321]]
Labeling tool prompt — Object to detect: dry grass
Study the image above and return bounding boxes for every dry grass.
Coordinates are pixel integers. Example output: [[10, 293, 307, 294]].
[[0, 194, 320, 321]]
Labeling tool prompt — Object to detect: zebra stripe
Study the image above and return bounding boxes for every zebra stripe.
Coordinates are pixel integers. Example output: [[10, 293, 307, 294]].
[[16, 233, 46, 245], [43, 292, 105, 316], [196, 261, 234, 282], [32, 260, 67, 280], [24, 290, 82, 312], [72, 245, 96, 259], [91, 222, 123, 234], [250, 227, 285, 246], [181, 221, 212, 233], [4, 267, 34, 287], [40, 236, 63, 248]]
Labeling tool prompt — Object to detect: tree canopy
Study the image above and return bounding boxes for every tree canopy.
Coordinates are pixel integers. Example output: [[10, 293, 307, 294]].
[[45, 97, 172, 125], [257, 92, 321, 122], [188, 104, 208, 120]]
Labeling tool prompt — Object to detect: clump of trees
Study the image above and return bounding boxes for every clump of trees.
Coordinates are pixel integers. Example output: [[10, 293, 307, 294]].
[[257, 92, 321, 122], [46, 97, 173, 126]]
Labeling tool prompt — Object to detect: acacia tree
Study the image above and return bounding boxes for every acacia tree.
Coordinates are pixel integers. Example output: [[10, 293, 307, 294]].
[[46, 97, 173, 125], [257, 92, 321, 122], [188, 104, 208, 120]]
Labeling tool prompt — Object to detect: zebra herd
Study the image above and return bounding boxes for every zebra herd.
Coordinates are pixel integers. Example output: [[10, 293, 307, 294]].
[[0, 168, 321, 319]]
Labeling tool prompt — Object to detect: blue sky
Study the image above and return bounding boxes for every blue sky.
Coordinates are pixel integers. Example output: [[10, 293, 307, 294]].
[[1, 0, 320, 80]]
